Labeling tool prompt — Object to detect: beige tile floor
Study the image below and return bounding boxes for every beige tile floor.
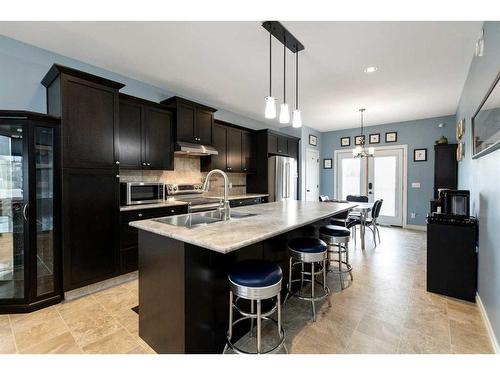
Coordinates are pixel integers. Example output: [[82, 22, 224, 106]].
[[0, 227, 494, 354]]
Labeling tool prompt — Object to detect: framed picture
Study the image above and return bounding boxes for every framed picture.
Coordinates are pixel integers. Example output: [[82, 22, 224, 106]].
[[385, 132, 398, 143], [340, 137, 350, 147], [472, 71, 500, 158], [369, 133, 380, 144], [309, 134, 317, 146], [323, 158, 332, 169], [414, 148, 427, 162], [354, 135, 365, 146]]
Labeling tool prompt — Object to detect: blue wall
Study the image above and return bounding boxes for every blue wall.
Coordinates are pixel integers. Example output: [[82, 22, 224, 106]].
[[0, 34, 288, 133], [320, 115, 456, 226], [456, 21, 500, 344]]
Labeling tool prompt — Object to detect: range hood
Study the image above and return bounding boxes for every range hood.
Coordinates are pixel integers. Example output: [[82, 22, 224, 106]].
[[174, 141, 218, 156]]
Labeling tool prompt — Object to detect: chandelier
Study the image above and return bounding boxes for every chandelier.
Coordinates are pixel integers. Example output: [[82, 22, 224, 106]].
[[353, 108, 375, 158]]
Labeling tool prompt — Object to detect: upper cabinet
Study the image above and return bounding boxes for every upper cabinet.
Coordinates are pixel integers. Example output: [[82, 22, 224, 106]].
[[265, 130, 299, 158], [42, 64, 124, 169], [201, 121, 256, 173], [161, 96, 216, 145], [119, 94, 174, 170]]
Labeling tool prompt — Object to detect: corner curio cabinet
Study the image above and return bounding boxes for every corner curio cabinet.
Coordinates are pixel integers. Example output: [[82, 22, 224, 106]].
[[0, 111, 61, 313]]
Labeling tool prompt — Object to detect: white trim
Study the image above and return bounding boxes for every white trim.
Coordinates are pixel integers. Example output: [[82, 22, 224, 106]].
[[406, 224, 427, 231], [334, 144, 408, 228], [477, 293, 500, 354]]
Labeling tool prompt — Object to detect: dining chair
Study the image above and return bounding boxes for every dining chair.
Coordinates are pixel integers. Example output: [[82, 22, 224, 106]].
[[351, 199, 383, 245]]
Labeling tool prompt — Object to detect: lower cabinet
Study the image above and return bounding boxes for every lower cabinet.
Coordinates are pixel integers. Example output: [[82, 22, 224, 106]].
[[62, 168, 120, 291], [119, 205, 188, 274]]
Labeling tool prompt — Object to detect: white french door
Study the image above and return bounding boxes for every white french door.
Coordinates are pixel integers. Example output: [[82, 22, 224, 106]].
[[335, 146, 406, 226]]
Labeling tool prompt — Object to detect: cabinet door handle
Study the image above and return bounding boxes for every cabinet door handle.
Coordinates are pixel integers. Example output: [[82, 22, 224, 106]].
[[115, 161, 120, 165], [137, 213, 143, 217], [142, 162, 146, 166], [170, 209, 175, 214], [147, 162, 151, 166], [116, 174, 120, 178], [22, 203, 29, 221]]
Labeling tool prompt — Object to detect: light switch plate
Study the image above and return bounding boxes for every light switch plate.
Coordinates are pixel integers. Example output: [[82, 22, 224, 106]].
[[411, 182, 421, 188]]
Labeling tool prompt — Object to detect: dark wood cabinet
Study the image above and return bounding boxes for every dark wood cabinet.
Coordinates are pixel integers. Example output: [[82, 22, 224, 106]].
[[226, 127, 242, 172], [142, 106, 174, 170], [434, 144, 458, 198], [42, 64, 125, 292], [210, 123, 228, 170], [201, 121, 256, 173], [287, 138, 299, 160], [241, 130, 254, 172], [268, 134, 278, 154], [161, 96, 216, 145], [119, 205, 188, 274], [62, 169, 120, 290], [277, 136, 288, 155], [119, 94, 174, 171]]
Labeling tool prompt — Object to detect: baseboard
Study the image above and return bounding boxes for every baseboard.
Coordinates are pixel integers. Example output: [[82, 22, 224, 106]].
[[477, 293, 500, 354], [405, 224, 427, 231], [64, 271, 138, 301]]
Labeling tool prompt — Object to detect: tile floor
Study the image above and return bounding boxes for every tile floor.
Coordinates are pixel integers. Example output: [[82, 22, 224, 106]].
[[0, 227, 494, 354]]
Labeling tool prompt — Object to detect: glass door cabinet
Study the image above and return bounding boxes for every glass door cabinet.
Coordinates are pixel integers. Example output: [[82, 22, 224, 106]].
[[0, 111, 61, 313]]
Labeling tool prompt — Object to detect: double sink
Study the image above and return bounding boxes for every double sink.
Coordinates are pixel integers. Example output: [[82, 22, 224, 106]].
[[154, 210, 256, 228]]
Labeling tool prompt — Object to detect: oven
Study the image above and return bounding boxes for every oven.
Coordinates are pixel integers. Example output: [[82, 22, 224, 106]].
[[120, 182, 165, 206]]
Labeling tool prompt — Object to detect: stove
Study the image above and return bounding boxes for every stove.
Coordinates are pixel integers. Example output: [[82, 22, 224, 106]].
[[166, 183, 222, 213]]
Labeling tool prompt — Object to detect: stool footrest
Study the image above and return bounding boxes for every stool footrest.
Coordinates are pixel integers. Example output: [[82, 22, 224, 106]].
[[287, 279, 330, 302]]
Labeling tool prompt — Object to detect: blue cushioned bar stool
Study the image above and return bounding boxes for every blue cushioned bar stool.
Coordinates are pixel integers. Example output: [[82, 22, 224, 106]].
[[223, 259, 286, 354], [319, 225, 353, 290], [284, 237, 330, 322]]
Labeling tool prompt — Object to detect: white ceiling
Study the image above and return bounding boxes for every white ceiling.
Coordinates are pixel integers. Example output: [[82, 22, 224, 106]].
[[0, 21, 482, 131]]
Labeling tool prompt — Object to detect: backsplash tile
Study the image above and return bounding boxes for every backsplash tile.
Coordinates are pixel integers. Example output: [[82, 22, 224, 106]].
[[119, 155, 247, 195]]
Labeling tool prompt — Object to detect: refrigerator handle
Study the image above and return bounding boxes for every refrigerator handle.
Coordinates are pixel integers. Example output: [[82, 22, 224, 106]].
[[285, 162, 290, 198]]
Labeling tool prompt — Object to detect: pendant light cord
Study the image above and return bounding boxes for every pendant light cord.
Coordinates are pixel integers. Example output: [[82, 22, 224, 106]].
[[295, 49, 299, 110], [283, 43, 286, 103], [269, 31, 272, 97]]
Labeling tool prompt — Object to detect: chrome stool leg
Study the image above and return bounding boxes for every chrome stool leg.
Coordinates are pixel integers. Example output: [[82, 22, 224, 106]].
[[256, 300, 262, 354], [223, 290, 234, 354], [311, 262, 316, 321], [249, 300, 255, 337], [284, 256, 293, 306]]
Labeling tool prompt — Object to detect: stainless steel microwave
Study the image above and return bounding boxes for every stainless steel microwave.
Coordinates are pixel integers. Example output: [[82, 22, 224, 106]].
[[120, 182, 165, 206]]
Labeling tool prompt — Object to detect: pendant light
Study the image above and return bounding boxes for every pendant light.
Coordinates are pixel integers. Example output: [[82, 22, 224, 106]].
[[279, 42, 290, 124], [292, 48, 302, 128], [353, 108, 374, 158], [264, 31, 276, 119]]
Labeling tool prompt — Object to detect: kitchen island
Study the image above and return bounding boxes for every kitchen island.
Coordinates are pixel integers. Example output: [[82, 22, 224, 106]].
[[130, 200, 356, 353]]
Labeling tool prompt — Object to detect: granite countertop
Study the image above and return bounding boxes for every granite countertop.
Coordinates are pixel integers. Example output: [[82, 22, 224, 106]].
[[120, 193, 268, 212], [120, 200, 188, 212], [207, 193, 269, 200], [130, 200, 357, 254]]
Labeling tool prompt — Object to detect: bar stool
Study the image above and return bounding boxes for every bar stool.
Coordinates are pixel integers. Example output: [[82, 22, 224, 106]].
[[223, 259, 286, 354], [284, 237, 329, 322], [319, 225, 352, 290]]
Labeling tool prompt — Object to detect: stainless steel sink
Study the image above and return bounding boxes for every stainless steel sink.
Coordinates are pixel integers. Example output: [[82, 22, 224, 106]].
[[153, 210, 256, 228]]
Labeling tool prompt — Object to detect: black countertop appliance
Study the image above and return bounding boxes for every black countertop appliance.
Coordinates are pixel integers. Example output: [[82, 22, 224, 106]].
[[426, 213, 478, 302]]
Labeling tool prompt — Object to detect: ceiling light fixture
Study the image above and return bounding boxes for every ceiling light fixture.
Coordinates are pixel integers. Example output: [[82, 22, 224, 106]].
[[264, 30, 276, 119], [364, 66, 378, 74], [292, 47, 302, 128], [353, 108, 374, 158], [279, 42, 290, 124], [262, 21, 305, 125]]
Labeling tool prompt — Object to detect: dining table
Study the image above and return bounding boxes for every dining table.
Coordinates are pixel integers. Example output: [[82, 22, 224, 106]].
[[350, 202, 373, 251]]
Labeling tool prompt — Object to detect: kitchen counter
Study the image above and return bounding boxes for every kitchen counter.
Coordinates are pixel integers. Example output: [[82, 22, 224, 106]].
[[120, 200, 188, 212], [131, 200, 355, 253], [206, 193, 269, 200], [135, 200, 356, 354]]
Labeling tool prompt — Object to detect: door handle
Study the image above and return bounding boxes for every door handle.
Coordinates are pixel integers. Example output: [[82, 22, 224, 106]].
[[368, 182, 373, 189], [306, 189, 310, 192], [23, 203, 29, 221]]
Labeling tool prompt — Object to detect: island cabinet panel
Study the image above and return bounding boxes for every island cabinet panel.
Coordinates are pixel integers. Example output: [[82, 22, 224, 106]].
[[61, 76, 119, 169], [137, 218, 324, 353], [161, 96, 216, 145], [226, 127, 242, 172], [62, 169, 120, 291], [119, 205, 188, 274]]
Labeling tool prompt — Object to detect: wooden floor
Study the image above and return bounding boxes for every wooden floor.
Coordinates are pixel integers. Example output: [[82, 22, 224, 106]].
[[0, 227, 494, 354]]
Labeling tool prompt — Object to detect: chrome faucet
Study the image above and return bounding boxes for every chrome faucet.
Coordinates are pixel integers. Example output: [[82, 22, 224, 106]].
[[202, 169, 231, 221]]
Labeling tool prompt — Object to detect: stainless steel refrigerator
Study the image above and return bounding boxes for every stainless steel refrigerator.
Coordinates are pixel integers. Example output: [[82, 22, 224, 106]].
[[268, 156, 298, 202]]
